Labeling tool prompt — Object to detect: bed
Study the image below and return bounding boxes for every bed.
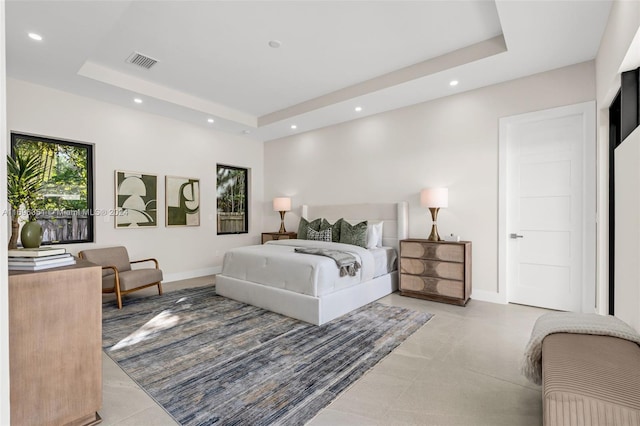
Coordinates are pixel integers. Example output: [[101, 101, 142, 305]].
[[216, 202, 408, 325]]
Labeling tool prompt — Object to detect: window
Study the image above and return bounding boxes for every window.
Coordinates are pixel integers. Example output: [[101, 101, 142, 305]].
[[11, 133, 94, 244], [216, 164, 248, 234]]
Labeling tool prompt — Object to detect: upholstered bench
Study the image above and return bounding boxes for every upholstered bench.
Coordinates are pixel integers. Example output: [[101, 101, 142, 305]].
[[542, 333, 640, 426]]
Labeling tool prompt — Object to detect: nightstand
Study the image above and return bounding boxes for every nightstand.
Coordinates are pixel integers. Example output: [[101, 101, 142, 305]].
[[399, 239, 471, 306], [261, 232, 298, 244]]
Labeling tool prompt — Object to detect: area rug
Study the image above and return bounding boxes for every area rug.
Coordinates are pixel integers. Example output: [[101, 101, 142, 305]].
[[102, 285, 432, 425]]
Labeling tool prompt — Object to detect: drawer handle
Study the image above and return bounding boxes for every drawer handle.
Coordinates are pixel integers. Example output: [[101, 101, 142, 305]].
[[510, 233, 524, 239]]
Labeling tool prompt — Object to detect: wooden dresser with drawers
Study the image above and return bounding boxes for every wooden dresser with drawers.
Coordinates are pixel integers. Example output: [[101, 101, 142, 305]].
[[261, 232, 298, 244], [399, 239, 472, 306]]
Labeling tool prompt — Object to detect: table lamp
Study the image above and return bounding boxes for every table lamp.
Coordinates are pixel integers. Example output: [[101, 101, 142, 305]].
[[420, 188, 448, 241], [273, 197, 291, 233]]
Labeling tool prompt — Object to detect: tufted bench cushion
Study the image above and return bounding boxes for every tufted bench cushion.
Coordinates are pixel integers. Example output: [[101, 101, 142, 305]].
[[542, 333, 640, 426]]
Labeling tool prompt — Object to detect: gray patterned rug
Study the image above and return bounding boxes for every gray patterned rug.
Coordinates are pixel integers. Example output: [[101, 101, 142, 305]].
[[102, 285, 432, 425]]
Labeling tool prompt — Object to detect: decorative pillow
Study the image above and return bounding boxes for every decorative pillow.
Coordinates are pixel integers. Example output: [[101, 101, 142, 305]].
[[322, 218, 344, 243], [307, 227, 332, 242], [297, 217, 323, 240], [366, 221, 384, 249], [339, 220, 368, 248]]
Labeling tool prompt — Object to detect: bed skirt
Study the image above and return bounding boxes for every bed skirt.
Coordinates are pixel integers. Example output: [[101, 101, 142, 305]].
[[216, 271, 398, 325]]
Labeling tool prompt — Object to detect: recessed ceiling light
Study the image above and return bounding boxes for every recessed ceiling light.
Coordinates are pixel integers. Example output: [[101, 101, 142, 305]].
[[268, 40, 282, 48], [355, 106, 362, 112], [207, 118, 214, 123], [133, 98, 143, 104], [290, 124, 297, 130], [449, 80, 459, 87], [28, 33, 42, 41]]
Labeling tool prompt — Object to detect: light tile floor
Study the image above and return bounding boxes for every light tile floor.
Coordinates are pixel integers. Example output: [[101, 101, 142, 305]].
[[100, 276, 547, 425]]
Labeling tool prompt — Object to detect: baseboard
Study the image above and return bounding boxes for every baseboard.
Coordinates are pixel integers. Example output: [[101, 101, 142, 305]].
[[164, 266, 222, 283], [471, 289, 507, 304]]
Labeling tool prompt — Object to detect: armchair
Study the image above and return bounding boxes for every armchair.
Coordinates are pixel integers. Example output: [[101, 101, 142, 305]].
[[78, 246, 163, 309]]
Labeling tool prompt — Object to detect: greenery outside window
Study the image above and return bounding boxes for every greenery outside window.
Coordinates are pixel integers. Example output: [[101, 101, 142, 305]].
[[11, 133, 94, 244], [216, 164, 248, 234]]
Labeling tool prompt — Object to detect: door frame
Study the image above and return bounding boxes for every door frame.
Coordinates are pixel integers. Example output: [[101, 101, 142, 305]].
[[497, 101, 597, 312]]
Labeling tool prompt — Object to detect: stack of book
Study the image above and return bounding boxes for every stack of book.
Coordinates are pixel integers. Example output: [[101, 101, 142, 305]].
[[8, 247, 76, 271]]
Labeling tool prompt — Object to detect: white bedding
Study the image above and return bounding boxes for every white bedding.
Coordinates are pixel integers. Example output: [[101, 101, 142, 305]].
[[370, 246, 398, 277], [221, 239, 379, 297], [217, 202, 407, 325]]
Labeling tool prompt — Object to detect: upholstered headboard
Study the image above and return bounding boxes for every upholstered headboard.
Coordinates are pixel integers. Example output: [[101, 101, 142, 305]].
[[300, 202, 408, 249]]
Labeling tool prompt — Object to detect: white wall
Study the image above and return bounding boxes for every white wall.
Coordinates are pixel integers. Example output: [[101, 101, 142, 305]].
[[7, 78, 264, 281], [595, 0, 640, 322], [614, 127, 640, 331], [1, 1, 11, 423], [595, 1, 640, 105], [264, 62, 595, 299]]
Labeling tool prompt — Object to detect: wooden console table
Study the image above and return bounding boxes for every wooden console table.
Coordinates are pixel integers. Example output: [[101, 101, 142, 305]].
[[9, 260, 102, 425]]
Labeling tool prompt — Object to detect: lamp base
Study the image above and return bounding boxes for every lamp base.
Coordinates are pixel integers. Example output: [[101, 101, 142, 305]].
[[278, 211, 287, 233], [428, 224, 441, 241], [427, 207, 441, 241]]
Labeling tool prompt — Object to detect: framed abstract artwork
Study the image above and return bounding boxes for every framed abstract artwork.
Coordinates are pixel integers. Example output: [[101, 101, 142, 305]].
[[216, 164, 248, 234], [115, 171, 158, 228], [166, 176, 200, 226]]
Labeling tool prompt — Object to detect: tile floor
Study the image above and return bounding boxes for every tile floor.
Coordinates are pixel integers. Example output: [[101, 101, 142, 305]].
[[99, 276, 547, 425]]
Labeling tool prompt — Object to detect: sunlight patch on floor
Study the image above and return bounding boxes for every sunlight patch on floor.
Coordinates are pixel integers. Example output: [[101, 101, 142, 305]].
[[110, 310, 180, 351]]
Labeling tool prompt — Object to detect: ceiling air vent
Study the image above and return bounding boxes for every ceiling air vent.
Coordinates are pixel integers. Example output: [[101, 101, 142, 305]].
[[126, 52, 158, 70]]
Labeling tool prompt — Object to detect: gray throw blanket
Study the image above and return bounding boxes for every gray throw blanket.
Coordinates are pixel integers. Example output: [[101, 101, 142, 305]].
[[294, 247, 361, 277], [522, 312, 640, 385]]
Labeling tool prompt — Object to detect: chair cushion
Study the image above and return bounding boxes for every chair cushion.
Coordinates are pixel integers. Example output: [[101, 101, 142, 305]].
[[114, 269, 163, 291], [80, 246, 132, 276]]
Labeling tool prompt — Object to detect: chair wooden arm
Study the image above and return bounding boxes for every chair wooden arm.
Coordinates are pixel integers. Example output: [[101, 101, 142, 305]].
[[102, 265, 120, 276], [101, 265, 123, 309], [130, 258, 160, 269]]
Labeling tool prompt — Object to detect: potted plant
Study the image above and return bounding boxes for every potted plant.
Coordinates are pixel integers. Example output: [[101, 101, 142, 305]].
[[7, 151, 45, 249]]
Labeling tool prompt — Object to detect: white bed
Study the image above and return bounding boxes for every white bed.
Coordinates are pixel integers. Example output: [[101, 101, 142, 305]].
[[216, 202, 408, 325]]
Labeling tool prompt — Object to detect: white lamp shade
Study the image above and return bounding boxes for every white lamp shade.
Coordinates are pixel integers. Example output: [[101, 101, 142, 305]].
[[420, 188, 448, 208], [273, 197, 291, 212]]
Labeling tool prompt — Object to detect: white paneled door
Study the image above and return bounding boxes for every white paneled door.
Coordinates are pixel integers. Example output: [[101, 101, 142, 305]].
[[501, 102, 595, 312]]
